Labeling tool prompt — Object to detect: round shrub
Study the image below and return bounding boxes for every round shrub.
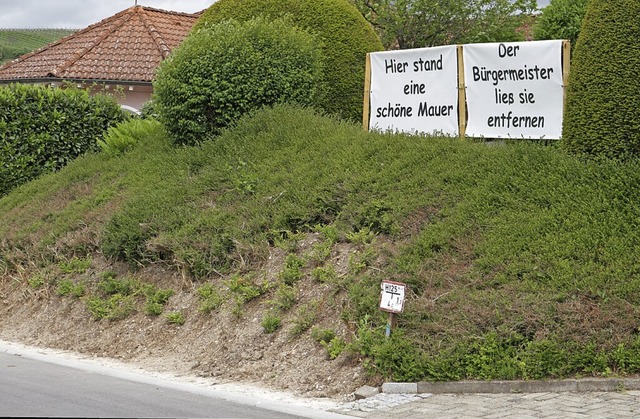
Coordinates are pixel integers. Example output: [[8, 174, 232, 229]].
[[194, 0, 384, 123], [533, 0, 589, 49], [154, 17, 324, 146], [0, 84, 126, 196], [562, 0, 640, 158]]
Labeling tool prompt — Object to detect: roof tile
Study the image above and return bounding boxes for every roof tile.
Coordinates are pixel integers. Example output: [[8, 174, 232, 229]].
[[0, 6, 198, 82]]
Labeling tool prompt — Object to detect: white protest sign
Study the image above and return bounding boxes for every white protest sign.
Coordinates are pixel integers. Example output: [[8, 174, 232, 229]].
[[368, 45, 459, 136], [463, 40, 564, 139], [379, 280, 407, 314]]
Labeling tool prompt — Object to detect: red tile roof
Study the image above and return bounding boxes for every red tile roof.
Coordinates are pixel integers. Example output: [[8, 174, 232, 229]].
[[0, 6, 198, 83]]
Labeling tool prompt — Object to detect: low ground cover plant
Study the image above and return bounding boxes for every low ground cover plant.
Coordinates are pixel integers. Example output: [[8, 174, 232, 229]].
[[2, 104, 640, 381]]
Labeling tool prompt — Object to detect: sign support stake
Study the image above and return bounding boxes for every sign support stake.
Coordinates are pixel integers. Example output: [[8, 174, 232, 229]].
[[385, 312, 397, 338], [362, 53, 372, 131], [457, 45, 467, 138]]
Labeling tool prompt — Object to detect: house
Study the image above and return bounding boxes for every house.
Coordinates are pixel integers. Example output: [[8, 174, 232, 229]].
[[0, 6, 199, 113]]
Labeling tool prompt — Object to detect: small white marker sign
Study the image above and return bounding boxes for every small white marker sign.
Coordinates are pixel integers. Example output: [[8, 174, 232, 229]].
[[379, 280, 407, 314]]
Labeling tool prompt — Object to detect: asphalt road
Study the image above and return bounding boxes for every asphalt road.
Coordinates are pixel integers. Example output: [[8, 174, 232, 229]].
[[0, 344, 345, 418]]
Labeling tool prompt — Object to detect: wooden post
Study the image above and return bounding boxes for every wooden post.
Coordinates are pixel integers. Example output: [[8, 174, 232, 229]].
[[562, 40, 571, 116], [457, 45, 467, 139], [362, 53, 372, 131]]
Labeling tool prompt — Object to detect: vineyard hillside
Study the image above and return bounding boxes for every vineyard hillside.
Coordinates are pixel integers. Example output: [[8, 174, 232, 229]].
[[0, 29, 76, 63]]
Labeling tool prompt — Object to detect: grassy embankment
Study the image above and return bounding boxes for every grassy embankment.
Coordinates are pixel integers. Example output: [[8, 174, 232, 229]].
[[2, 104, 640, 382]]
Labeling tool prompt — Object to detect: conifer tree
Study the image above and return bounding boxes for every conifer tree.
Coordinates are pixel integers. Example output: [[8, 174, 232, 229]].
[[562, 0, 640, 158]]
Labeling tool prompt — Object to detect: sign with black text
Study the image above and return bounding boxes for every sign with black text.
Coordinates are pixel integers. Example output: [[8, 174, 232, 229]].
[[463, 40, 564, 139], [368, 46, 459, 136], [379, 280, 407, 314]]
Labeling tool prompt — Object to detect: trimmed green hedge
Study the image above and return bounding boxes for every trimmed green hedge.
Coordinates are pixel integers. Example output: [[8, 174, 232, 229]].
[[154, 17, 324, 146], [0, 84, 126, 195], [562, 0, 640, 158], [194, 0, 383, 122]]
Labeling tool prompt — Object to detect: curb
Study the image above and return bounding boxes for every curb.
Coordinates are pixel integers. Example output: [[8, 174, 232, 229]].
[[380, 378, 640, 395]]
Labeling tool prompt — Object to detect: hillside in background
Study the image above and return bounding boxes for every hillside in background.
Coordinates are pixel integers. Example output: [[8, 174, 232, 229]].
[[0, 29, 76, 63], [2, 105, 640, 395]]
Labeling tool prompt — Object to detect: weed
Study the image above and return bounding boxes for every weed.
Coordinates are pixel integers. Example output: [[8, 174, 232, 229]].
[[165, 311, 185, 325], [270, 284, 297, 311], [197, 283, 224, 313], [27, 274, 45, 289], [87, 294, 136, 321], [144, 301, 164, 316], [261, 311, 281, 333], [58, 256, 92, 274], [280, 254, 305, 285], [97, 274, 140, 296], [56, 279, 85, 298], [143, 288, 174, 316], [312, 224, 339, 244], [322, 337, 346, 360], [291, 300, 319, 336], [311, 327, 336, 344], [225, 274, 269, 303], [346, 226, 376, 245], [311, 265, 338, 284], [271, 229, 305, 252], [348, 248, 376, 275], [309, 240, 333, 264]]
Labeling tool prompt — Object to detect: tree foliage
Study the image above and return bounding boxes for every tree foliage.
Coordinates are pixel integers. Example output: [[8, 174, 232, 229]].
[[562, 0, 640, 158], [533, 0, 589, 48], [195, 0, 383, 123], [350, 0, 538, 49], [154, 17, 324, 146]]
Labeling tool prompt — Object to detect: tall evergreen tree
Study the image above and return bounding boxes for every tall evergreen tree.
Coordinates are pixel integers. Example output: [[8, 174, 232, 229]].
[[562, 0, 640, 158]]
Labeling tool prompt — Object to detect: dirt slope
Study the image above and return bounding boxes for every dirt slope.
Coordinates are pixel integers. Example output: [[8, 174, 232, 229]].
[[0, 238, 377, 399]]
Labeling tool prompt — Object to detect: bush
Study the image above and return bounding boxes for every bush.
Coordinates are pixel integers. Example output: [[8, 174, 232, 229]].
[[154, 17, 323, 146], [194, 0, 383, 123], [0, 84, 126, 196], [533, 0, 589, 50], [98, 118, 163, 157], [562, 0, 640, 158]]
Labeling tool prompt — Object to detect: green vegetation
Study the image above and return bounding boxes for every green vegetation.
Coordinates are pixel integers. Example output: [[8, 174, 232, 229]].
[[3, 104, 640, 381], [562, 0, 640, 159], [165, 311, 185, 325], [154, 17, 323, 146], [195, 0, 383, 122], [0, 29, 74, 63], [56, 279, 85, 298], [98, 119, 163, 157], [86, 273, 174, 320], [533, 0, 589, 49], [0, 84, 126, 196], [350, 0, 537, 49], [196, 283, 224, 313], [58, 256, 92, 274], [261, 311, 282, 333]]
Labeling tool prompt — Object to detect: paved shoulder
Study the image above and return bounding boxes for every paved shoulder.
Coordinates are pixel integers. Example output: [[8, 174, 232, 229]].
[[336, 391, 640, 418]]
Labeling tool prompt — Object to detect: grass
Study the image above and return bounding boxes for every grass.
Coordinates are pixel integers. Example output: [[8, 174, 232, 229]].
[[2, 104, 640, 381]]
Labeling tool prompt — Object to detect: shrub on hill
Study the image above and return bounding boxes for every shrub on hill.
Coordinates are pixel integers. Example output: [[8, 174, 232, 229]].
[[0, 83, 126, 196], [154, 17, 324, 146], [562, 0, 640, 158], [194, 0, 384, 123]]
